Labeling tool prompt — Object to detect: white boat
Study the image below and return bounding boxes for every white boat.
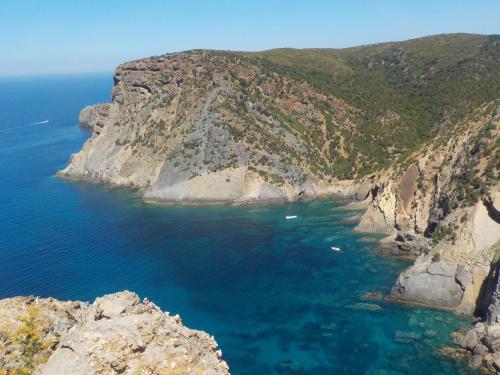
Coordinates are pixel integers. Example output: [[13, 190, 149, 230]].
[[330, 246, 341, 252], [285, 215, 298, 220]]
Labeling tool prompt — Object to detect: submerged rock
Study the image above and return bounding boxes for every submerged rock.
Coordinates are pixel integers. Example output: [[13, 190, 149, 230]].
[[360, 291, 384, 302], [393, 330, 422, 344], [0, 291, 229, 375], [423, 329, 437, 338], [348, 302, 383, 312], [276, 359, 303, 374]]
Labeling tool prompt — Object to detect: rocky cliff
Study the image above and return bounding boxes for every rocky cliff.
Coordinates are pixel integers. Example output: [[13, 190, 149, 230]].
[[60, 51, 361, 203], [0, 291, 228, 375], [356, 102, 500, 314]]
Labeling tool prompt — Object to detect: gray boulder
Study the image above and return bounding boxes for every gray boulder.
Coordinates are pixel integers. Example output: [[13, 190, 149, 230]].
[[390, 260, 464, 308]]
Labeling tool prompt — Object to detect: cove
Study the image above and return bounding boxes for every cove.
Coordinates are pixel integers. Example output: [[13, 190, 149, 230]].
[[0, 75, 477, 374]]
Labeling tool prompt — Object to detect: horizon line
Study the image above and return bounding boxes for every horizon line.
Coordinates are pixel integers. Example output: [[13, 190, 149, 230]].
[[1, 32, 496, 78]]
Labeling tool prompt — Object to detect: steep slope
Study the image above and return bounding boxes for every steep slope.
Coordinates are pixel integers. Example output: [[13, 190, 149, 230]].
[[59, 33, 500, 204], [356, 102, 500, 313]]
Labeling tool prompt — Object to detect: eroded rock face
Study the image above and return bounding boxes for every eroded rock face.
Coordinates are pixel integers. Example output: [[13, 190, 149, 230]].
[[79, 103, 111, 133], [356, 103, 500, 313], [0, 291, 229, 375]]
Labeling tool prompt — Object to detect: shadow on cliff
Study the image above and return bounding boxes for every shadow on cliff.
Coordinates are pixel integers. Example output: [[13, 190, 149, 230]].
[[482, 195, 500, 225], [474, 255, 500, 318]]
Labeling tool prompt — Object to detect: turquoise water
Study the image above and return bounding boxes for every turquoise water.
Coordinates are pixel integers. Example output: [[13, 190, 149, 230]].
[[0, 75, 476, 374]]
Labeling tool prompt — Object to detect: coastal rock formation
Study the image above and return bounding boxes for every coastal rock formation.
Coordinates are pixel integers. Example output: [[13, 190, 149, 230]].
[[390, 260, 465, 308], [357, 103, 500, 312], [0, 291, 229, 375], [79, 103, 111, 132]]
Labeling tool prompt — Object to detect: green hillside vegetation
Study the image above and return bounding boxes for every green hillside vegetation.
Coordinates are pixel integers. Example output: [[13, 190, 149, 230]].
[[231, 33, 500, 178], [75, 34, 499, 193]]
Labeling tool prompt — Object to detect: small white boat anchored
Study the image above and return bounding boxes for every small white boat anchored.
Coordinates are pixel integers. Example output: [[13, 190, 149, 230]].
[[330, 246, 341, 252], [285, 215, 298, 220]]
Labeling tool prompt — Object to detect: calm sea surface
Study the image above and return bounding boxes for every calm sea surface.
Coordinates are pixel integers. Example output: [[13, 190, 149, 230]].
[[0, 75, 477, 374]]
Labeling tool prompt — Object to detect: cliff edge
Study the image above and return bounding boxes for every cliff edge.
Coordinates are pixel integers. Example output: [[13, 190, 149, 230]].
[[0, 291, 229, 375]]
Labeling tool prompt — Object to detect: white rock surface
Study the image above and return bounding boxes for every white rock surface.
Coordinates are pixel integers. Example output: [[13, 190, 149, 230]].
[[0, 291, 229, 375]]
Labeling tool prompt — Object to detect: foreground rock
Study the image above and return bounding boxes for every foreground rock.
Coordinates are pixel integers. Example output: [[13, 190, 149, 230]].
[[0, 291, 229, 375]]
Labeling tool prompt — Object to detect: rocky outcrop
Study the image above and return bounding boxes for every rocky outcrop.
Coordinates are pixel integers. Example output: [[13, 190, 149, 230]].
[[390, 260, 465, 308], [0, 291, 229, 375], [79, 103, 111, 133]]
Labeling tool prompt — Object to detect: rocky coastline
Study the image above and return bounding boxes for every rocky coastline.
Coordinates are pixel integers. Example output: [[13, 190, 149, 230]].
[[0, 291, 229, 375], [56, 36, 499, 371]]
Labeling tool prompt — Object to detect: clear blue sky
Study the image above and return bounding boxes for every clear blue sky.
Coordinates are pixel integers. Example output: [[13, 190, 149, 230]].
[[1, 0, 499, 76]]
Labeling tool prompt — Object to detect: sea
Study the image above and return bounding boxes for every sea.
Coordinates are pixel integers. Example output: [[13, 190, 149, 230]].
[[0, 74, 477, 374]]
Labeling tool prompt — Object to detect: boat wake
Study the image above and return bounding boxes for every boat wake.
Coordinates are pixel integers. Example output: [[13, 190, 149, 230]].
[[0, 120, 49, 133]]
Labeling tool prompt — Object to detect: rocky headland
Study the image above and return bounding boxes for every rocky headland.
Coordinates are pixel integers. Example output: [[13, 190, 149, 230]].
[[59, 51, 361, 204], [60, 34, 499, 206], [0, 291, 228, 375]]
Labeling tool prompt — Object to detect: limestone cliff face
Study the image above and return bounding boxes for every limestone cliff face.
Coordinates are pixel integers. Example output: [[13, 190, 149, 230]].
[[59, 51, 360, 203], [357, 103, 500, 313], [0, 291, 229, 375]]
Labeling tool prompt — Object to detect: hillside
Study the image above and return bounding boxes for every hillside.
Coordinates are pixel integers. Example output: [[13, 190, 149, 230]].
[[60, 33, 499, 202]]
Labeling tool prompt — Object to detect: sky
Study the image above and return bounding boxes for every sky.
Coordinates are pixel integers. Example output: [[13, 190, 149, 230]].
[[1, 0, 499, 76]]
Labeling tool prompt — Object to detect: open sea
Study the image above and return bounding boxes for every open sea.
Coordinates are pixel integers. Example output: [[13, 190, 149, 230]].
[[0, 74, 477, 374]]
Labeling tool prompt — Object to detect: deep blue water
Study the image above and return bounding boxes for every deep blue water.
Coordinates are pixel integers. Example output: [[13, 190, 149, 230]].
[[0, 75, 476, 374]]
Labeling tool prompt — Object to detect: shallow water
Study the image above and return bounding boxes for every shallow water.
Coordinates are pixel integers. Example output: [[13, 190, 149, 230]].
[[0, 75, 477, 374]]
